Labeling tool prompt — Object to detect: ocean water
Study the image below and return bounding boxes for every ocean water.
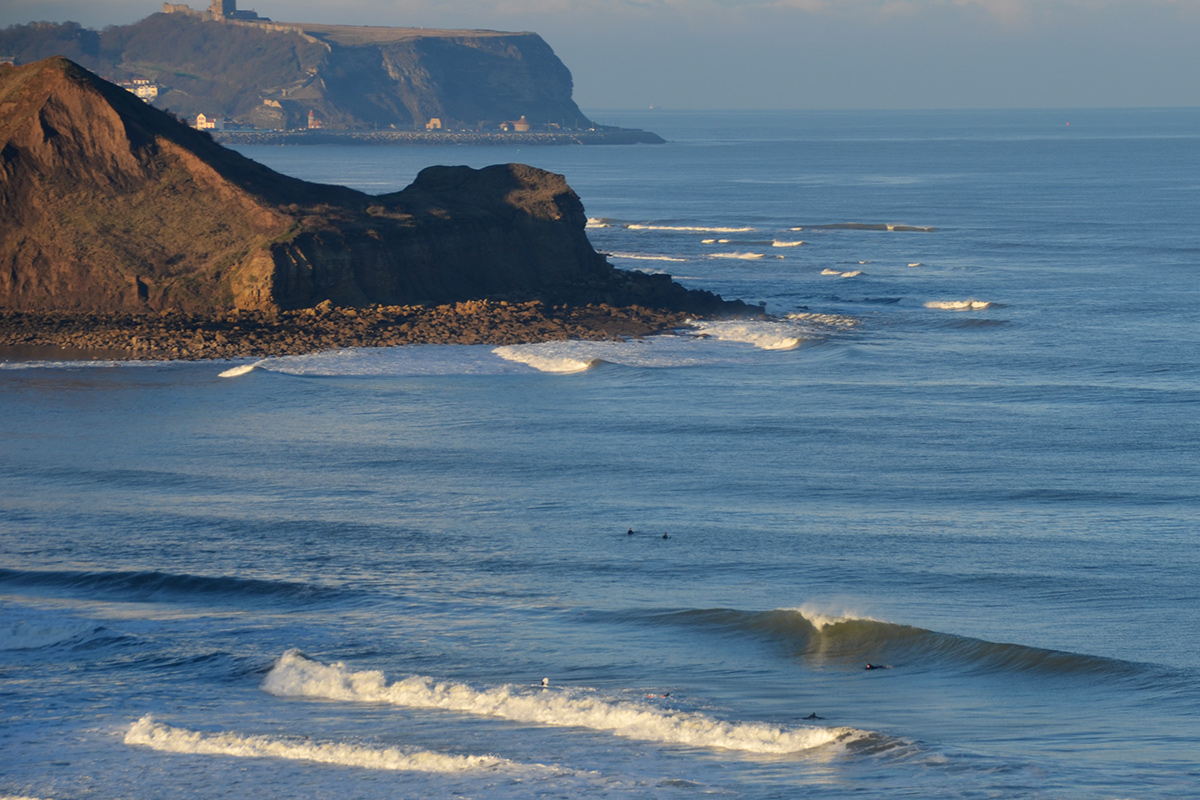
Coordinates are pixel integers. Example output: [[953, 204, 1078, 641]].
[[3, 109, 1200, 799]]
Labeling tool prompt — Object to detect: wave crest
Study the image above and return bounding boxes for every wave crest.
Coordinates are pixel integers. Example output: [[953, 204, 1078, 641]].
[[263, 650, 863, 754], [124, 715, 513, 772]]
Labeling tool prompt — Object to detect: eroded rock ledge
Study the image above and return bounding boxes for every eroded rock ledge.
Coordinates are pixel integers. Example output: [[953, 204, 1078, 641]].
[[0, 301, 734, 361]]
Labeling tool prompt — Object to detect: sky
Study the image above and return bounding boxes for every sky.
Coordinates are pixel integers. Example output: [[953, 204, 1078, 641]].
[[3, 0, 1199, 110]]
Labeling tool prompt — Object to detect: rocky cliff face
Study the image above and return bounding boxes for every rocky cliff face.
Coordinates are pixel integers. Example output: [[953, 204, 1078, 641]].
[[0, 15, 592, 130], [0, 58, 740, 317]]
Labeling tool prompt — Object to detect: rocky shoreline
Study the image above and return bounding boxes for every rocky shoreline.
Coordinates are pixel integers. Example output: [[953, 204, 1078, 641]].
[[0, 301, 725, 361]]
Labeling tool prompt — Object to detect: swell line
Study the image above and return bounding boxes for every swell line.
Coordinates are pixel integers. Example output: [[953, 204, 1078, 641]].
[[0, 567, 341, 606]]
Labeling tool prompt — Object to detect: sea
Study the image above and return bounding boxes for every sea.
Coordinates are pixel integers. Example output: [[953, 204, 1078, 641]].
[[2, 108, 1199, 799]]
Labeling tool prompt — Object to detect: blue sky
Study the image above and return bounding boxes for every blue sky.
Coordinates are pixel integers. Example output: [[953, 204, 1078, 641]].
[[4, 0, 1199, 109]]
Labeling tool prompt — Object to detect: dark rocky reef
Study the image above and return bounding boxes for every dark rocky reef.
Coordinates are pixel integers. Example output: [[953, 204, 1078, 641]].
[[0, 58, 748, 331], [0, 14, 599, 131]]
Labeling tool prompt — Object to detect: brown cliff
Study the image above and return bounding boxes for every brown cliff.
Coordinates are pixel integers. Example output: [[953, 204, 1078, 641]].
[[0, 57, 745, 319]]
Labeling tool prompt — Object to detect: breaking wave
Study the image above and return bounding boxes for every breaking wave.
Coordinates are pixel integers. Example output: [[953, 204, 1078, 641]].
[[263, 650, 864, 755], [688, 320, 803, 351], [218, 360, 266, 378], [605, 252, 687, 263], [124, 715, 517, 772], [491, 346, 602, 373], [709, 252, 765, 260], [666, 608, 1150, 681], [772, 240, 806, 247], [626, 224, 756, 233], [586, 217, 611, 228], [822, 269, 862, 278], [925, 300, 994, 311], [809, 222, 937, 232]]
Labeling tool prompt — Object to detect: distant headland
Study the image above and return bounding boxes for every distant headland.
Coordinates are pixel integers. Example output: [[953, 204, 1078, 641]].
[[0, 2, 662, 143]]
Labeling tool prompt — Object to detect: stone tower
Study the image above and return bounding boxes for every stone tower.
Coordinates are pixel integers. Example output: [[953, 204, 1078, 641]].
[[209, 0, 235, 17]]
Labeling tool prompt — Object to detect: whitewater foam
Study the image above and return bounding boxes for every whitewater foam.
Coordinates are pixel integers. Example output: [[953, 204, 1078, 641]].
[[772, 240, 806, 247], [491, 346, 601, 374], [822, 269, 862, 278], [263, 651, 861, 755], [605, 252, 687, 263], [709, 252, 765, 260], [626, 224, 756, 233], [688, 320, 803, 351], [925, 300, 993, 311], [218, 360, 266, 378], [124, 715, 518, 772]]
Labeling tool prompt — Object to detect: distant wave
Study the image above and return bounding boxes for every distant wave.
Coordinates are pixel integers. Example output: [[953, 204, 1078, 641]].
[[263, 650, 865, 755], [605, 252, 687, 263], [772, 240, 806, 247], [0, 567, 340, 606], [666, 608, 1148, 680], [125, 715, 518, 772], [925, 300, 994, 311], [821, 269, 862, 278], [708, 252, 765, 260], [785, 312, 860, 330], [809, 222, 937, 233], [626, 224, 757, 233]]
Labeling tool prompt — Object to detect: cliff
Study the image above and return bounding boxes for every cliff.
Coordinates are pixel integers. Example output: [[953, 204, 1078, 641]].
[[0, 58, 739, 318], [0, 14, 594, 131]]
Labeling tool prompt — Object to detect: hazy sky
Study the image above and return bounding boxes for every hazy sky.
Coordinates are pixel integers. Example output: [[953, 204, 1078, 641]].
[[4, 0, 1199, 110]]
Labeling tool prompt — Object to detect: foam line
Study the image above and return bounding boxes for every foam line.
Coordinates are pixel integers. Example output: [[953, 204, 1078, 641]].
[[709, 252, 765, 260], [626, 224, 756, 233], [263, 651, 861, 754], [925, 300, 993, 310], [124, 715, 515, 772]]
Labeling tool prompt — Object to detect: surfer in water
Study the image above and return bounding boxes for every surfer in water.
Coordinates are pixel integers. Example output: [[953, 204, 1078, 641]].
[[864, 663, 891, 670]]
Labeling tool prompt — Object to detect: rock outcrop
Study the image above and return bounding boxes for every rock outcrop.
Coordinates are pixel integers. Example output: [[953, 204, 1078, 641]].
[[0, 14, 594, 131], [0, 58, 743, 318]]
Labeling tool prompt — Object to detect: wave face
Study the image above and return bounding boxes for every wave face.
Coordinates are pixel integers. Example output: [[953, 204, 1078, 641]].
[[125, 715, 516, 772], [263, 650, 864, 755], [671, 608, 1149, 681], [0, 606, 103, 651], [0, 567, 340, 606]]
